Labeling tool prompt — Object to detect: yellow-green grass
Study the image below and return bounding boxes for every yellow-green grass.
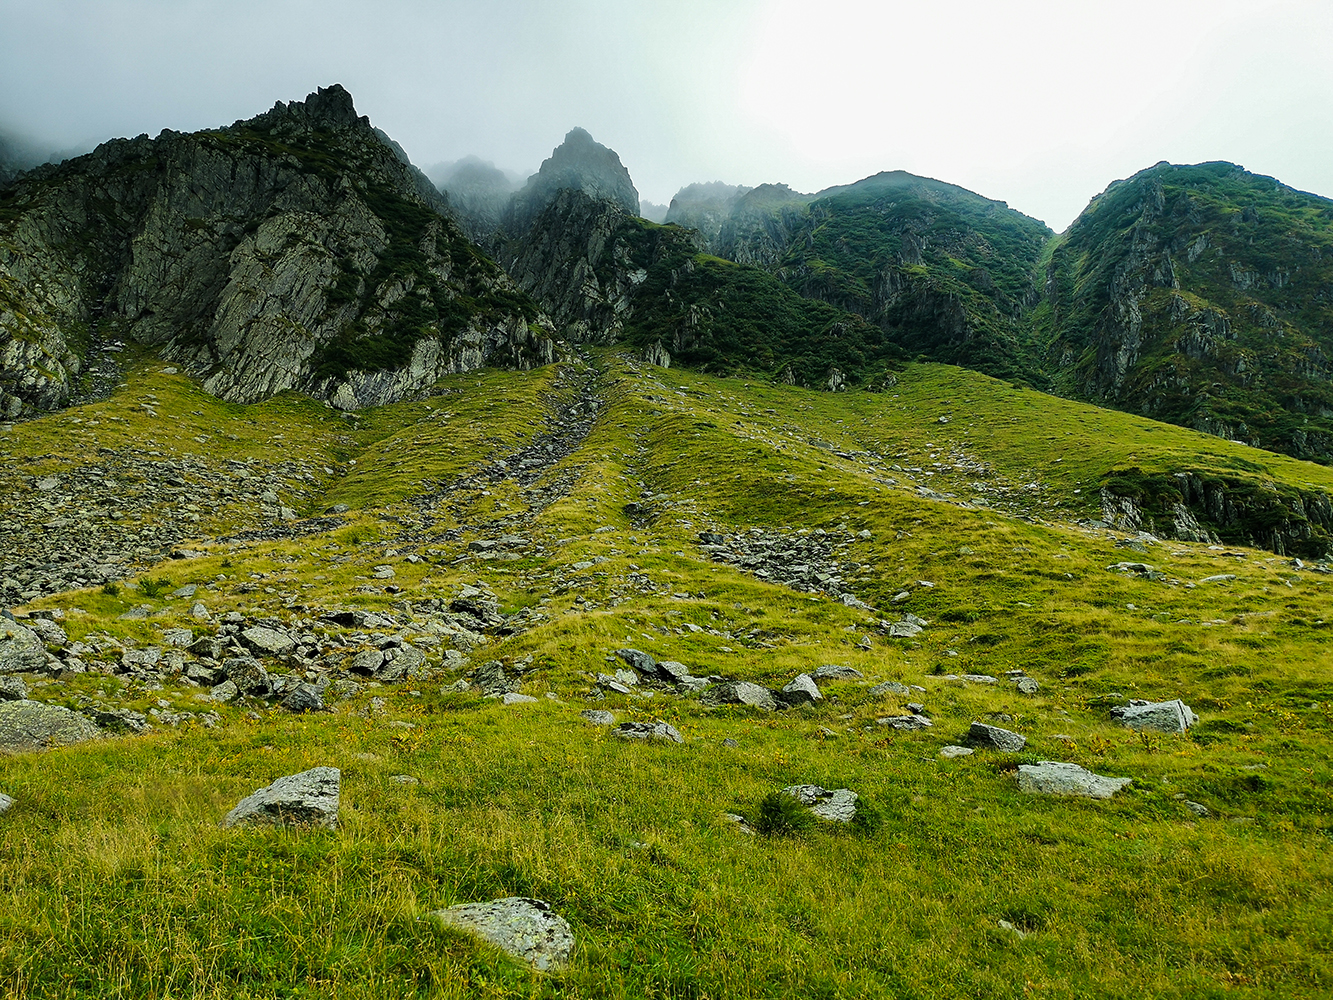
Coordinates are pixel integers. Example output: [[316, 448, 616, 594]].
[[3, 350, 1333, 997]]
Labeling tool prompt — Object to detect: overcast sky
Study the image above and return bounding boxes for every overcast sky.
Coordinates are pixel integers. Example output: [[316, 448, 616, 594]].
[[2, 0, 1330, 232]]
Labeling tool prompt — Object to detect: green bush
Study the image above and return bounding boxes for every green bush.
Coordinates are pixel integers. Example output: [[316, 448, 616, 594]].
[[756, 791, 814, 837]]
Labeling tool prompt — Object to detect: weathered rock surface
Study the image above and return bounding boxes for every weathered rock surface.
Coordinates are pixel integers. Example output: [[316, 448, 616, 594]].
[[967, 722, 1027, 752], [782, 784, 859, 823], [507, 127, 639, 234], [0, 792, 13, 814], [0, 85, 554, 417], [778, 673, 822, 707], [222, 766, 341, 829], [431, 897, 574, 971], [0, 623, 45, 674], [704, 680, 778, 712], [613, 720, 683, 743], [1111, 698, 1198, 733], [1017, 761, 1132, 799], [0, 700, 103, 752]]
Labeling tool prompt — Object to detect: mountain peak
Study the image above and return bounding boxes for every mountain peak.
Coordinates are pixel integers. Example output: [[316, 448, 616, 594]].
[[243, 84, 370, 134], [509, 126, 639, 230]]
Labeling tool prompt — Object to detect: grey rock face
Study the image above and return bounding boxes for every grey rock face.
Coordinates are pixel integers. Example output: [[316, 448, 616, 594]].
[[0, 623, 45, 675], [613, 721, 683, 743], [0, 700, 103, 753], [222, 656, 270, 695], [1111, 698, 1198, 733], [0, 676, 28, 700], [1017, 761, 1132, 799], [613, 647, 656, 674], [0, 85, 554, 416], [432, 897, 573, 971], [967, 722, 1027, 752], [223, 766, 341, 829], [1014, 676, 1039, 695], [472, 660, 515, 696], [704, 680, 778, 712], [25, 617, 68, 647], [782, 784, 859, 823], [778, 674, 822, 707]]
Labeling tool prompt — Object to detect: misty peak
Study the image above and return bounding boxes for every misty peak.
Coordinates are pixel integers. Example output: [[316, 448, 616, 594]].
[[244, 84, 370, 135], [509, 126, 639, 230]]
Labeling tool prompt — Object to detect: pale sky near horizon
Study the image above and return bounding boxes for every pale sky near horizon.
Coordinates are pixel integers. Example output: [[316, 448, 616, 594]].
[[1, 0, 1330, 232]]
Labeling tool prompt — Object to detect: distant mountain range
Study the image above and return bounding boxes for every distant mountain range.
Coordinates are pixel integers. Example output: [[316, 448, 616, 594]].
[[3, 85, 1331, 463]]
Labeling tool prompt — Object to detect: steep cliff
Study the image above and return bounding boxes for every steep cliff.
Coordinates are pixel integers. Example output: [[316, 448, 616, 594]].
[[0, 85, 553, 415], [506, 127, 640, 234], [1036, 162, 1333, 461]]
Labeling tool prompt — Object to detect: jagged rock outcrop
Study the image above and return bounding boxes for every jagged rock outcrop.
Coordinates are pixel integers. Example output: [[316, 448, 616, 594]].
[[0, 84, 555, 415], [506, 127, 639, 234]]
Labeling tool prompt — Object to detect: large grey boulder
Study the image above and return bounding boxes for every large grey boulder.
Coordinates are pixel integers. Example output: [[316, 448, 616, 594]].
[[223, 766, 341, 829], [432, 897, 573, 971], [281, 683, 325, 713], [1017, 761, 1132, 799], [613, 721, 683, 743], [967, 722, 1026, 752], [783, 784, 859, 823], [613, 648, 655, 674], [0, 700, 103, 753], [0, 623, 45, 675], [240, 625, 296, 657], [778, 674, 822, 707], [1111, 699, 1198, 733], [704, 680, 778, 712], [223, 656, 270, 695], [0, 676, 28, 701]]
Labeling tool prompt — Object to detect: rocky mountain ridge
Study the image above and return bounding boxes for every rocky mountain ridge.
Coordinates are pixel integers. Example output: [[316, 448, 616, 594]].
[[0, 85, 554, 418]]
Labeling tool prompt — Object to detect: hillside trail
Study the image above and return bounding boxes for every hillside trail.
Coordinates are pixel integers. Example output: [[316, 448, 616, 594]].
[[407, 350, 605, 541]]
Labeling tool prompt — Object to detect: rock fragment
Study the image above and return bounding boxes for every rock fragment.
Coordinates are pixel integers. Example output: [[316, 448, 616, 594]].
[[0, 623, 45, 675], [431, 897, 573, 971], [1111, 699, 1197, 733], [1017, 761, 1131, 799], [967, 722, 1026, 752], [703, 680, 777, 712], [782, 784, 859, 823], [222, 766, 341, 829], [613, 721, 683, 743], [0, 700, 104, 753]]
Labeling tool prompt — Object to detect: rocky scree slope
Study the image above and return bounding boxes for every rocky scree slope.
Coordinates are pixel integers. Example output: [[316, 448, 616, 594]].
[[1034, 161, 1333, 463], [0, 85, 554, 418]]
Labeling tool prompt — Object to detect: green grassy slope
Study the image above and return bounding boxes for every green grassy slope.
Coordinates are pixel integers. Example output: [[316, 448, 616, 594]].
[[1, 353, 1331, 998]]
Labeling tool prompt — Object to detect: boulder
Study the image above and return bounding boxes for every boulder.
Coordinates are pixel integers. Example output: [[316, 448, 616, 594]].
[[0, 676, 28, 701], [0, 793, 13, 815], [431, 897, 573, 971], [472, 660, 515, 696], [704, 680, 778, 712], [782, 784, 859, 823], [967, 722, 1026, 752], [778, 673, 822, 707], [1111, 699, 1198, 733], [378, 643, 424, 682], [222, 766, 341, 829], [654, 660, 694, 683], [939, 745, 975, 759], [281, 683, 324, 713], [614, 648, 656, 674], [0, 623, 45, 675], [580, 709, 615, 726], [501, 692, 539, 705], [0, 700, 103, 753], [240, 626, 296, 657], [613, 721, 683, 743], [1017, 761, 1132, 799], [26, 618, 68, 647], [222, 656, 270, 695], [1014, 676, 1039, 695]]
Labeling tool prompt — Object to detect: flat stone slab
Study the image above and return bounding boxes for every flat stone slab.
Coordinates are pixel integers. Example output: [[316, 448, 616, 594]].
[[939, 745, 975, 759], [877, 713, 932, 731], [0, 700, 103, 753], [782, 784, 859, 823], [433, 897, 573, 971], [1111, 699, 1198, 733], [1017, 761, 1132, 799], [613, 721, 683, 743], [812, 664, 863, 681], [223, 766, 340, 829]]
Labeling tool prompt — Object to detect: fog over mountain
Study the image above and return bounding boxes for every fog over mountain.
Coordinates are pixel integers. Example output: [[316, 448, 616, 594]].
[[2, 0, 1330, 232]]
